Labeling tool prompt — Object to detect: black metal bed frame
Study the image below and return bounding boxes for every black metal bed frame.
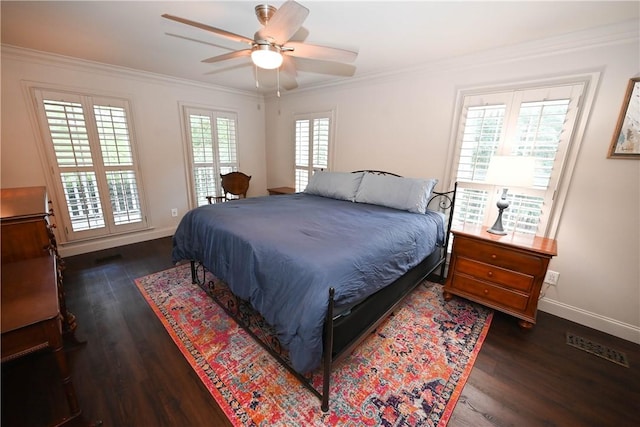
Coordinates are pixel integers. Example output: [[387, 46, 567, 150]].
[[189, 178, 457, 412]]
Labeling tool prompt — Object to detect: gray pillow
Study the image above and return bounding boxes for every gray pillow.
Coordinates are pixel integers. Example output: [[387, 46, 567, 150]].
[[354, 173, 438, 213], [304, 171, 364, 202]]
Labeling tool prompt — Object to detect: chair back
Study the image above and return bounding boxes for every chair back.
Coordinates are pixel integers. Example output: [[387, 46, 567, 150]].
[[220, 171, 251, 200]]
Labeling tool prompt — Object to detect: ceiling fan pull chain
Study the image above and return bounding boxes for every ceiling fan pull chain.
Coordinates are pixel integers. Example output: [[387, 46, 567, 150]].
[[277, 67, 281, 98], [255, 64, 260, 89]]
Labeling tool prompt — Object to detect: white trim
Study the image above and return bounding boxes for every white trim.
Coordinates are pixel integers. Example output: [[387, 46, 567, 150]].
[[293, 109, 336, 189], [22, 81, 156, 245], [179, 104, 241, 208], [267, 19, 637, 98], [4, 19, 633, 100], [546, 72, 600, 237], [57, 226, 176, 258], [29, 87, 150, 241], [539, 298, 640, 344], [443, 71, 600, 239], [178, 102, 197, 210], [2, 44, 260, 99]]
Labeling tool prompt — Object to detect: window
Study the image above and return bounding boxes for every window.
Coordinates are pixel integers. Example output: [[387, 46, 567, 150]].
[[294, 112, 333, 191], [449, 81, 586, 236], [183, 106, 239, 207], [34, 89, 146, 242]]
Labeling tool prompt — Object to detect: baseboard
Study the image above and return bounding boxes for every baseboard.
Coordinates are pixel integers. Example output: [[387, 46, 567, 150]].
[[539, 298, 640, 345], [58, 226, 176, 258]]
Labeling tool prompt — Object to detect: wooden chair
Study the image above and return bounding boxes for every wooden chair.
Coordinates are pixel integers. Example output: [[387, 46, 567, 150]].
[[206, 171, 251, 204]]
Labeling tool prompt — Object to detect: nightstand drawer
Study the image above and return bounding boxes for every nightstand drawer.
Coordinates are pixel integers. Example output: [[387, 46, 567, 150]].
[[451, 274, 529, 311], [456, 257, 534, 292], [455, 237, 543, 275]]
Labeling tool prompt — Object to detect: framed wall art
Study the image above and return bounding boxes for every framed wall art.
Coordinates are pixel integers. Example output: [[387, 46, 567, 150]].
[[608, 77, 640, 159]]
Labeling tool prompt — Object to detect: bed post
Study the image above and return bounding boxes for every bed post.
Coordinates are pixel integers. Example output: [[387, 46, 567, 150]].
[[190, 260, 196, 284], [439, 181, 457, 280], [322, 287, 335, 412]]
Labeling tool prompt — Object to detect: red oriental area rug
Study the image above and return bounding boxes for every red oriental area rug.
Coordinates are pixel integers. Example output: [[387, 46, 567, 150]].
[[135, 264, 492, 426]]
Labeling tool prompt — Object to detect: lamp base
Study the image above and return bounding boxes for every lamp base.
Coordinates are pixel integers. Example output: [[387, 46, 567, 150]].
[[486, 226, 508, 235], [487, 208, 508, 235]]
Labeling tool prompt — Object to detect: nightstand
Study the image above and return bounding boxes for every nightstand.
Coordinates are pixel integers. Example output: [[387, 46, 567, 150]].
[[267, 186, 296, 195], [443, 225, 557, 328]]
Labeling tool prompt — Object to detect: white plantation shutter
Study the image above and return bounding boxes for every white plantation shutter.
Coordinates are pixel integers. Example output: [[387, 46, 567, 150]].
[[216, 116, 238, 173], [44, 100, 93, 167], [312, 118, 330, 168], [184, 107, 239, 207], [93, 104, 142, 226], [35, 90, 146, 241], [456, 105, 506, 183], [295, 112, 332, 192], [450, 82, 585, 236], [295, 119, 311, 191], [189, 113, 216, 207]]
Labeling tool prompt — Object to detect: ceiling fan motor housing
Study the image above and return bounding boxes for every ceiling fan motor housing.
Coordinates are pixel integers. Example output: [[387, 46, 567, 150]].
[[162, 0, 358, 90], [255, 4, 277, 26]]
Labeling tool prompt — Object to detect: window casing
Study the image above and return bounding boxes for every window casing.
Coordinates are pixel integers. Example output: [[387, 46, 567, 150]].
[[449, 81, 586, 236], [33, 89, 147, 242], [294, 112, 333, 191], [183, 106, 239, 207]]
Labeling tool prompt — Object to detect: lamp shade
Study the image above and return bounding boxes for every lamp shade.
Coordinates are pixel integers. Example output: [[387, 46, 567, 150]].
[[485, 155, 536, 188], [251, 44, 283, 69]]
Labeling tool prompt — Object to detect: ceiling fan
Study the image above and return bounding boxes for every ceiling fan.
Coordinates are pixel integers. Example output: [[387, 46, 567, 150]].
[[162, 0, 358, 92]]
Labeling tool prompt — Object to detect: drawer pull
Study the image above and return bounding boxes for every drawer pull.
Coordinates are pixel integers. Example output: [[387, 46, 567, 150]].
[[487, 271, 493, 277], [491, 254, 497, 260], [483, 289, 489, 295]]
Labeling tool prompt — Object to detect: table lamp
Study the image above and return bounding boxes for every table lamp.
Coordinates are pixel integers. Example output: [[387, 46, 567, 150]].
[[485, 156, 536, 235]]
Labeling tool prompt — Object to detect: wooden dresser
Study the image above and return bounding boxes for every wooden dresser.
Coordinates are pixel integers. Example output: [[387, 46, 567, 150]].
[[2, 256, 82, 425], [1, 186, 86, 424], [0, 187, 79, 339], [443, 225, 557, 328], [1, 186, 56, 262]]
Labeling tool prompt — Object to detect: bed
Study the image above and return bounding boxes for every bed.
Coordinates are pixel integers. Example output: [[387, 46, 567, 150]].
[[172, 170, 457, 411]]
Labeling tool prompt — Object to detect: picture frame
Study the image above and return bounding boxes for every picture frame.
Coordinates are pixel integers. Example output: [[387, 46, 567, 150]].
[[608, 77, 640, 159]]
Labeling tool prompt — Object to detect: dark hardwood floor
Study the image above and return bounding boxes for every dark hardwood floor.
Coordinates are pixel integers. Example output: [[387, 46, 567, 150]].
[[2, 237, 638, 426]]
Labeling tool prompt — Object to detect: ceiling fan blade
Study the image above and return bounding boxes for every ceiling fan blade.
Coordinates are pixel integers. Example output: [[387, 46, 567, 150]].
[[280, 57, 299, 90], [281, 55, 298, 78], [256, 0, 309, 43], [162, 14, 254, 45], [280, 72, 299, 91], [204, 62, 252, 76], [285, 42, 358, 63], [165, 33, 236, 51], [292, 57, 357, 77], [202, 49, 251, 64]]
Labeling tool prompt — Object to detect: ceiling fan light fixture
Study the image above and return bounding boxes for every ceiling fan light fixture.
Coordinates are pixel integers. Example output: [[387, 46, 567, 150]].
[[251, 44, 283, 69]]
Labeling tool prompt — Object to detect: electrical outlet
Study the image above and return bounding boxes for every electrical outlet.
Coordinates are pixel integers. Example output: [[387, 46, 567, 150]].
[[544, 270, 559, 286], [171, 208, 178, 217]]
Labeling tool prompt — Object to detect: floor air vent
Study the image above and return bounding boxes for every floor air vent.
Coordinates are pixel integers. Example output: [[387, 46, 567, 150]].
[[566, 332, 629, 368]]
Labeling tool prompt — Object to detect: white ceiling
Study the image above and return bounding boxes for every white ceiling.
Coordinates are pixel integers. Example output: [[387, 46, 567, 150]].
[[2, 1, 638, 93]]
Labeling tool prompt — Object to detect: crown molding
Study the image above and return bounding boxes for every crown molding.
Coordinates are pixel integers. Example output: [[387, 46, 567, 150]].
[[272, 19, 639, 99], [1, 44, 262, 100], [3, 18, 636, 101]]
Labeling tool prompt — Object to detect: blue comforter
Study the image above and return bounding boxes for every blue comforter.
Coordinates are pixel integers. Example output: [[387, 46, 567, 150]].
[[172, 193, 444, 373]]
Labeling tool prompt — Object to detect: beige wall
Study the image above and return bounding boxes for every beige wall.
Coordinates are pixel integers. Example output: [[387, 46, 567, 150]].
[[264, 21, 640, 343], [1, 47, 268, 255]]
